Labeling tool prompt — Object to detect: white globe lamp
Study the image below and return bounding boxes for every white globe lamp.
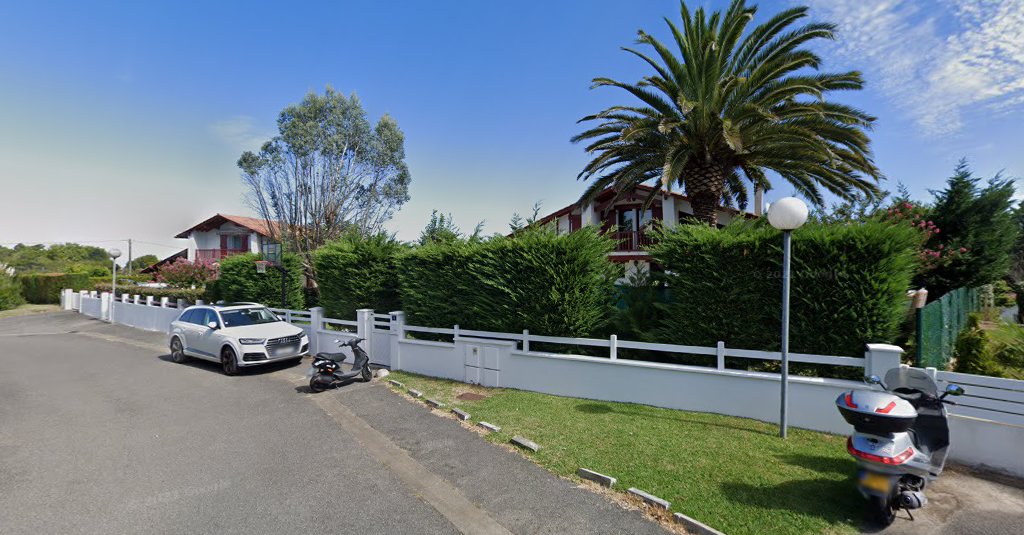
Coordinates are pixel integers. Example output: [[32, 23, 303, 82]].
[[767, 197, 809, 230], [766, 196, 807, 440]]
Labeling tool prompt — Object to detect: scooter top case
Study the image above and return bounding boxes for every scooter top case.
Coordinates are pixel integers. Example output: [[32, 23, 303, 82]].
[[837, 389, 917, 435]]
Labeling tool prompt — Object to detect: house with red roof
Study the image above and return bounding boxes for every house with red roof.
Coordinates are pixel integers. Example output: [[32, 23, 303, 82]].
[[174, 214, 278, 264]]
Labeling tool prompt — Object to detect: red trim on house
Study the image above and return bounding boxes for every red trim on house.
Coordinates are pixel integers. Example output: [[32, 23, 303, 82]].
[[175, 214, 278, 239]]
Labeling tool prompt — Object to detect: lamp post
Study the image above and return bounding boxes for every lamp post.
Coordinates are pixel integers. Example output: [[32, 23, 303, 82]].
[[767, 197, 808, 439], [109, 248, 121, 323]]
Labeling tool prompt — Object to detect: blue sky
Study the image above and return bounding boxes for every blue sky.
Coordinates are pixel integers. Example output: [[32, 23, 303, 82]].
[[1, 0, 1022, 261]]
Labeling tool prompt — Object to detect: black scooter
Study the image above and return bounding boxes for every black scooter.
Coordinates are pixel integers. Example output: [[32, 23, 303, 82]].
[[308, 338, 372, 392]]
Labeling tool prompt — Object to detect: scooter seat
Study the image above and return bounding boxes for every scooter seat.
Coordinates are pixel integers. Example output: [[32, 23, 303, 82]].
[[316, 352, 348, 363]]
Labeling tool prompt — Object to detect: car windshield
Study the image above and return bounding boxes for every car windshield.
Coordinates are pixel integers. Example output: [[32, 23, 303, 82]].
[[220, 308, 280, 327]]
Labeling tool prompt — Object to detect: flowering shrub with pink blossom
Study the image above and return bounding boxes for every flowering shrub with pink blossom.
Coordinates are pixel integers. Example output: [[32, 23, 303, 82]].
[[156, 258, 218, 288], [879, 201, 964, 273]]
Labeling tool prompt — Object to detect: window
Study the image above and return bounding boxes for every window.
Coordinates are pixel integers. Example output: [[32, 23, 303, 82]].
[[639, 209, 654, 229], [179, 310, 196, 324], [200, 309, 220, 327], [220, 308, 281, 327], [617, 209, 636, 232]]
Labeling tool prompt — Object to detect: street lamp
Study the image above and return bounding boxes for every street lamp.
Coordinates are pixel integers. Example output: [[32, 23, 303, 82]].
[[767, 197, 808, 439], [109, 248, 121, 323]]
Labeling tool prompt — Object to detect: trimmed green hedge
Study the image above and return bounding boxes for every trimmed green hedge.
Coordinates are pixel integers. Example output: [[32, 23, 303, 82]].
[[19, 273, 92, 304], [314, 234, 405, 319], [650, 221, 919, 370], [397, 227, 619, 337], [0, 274, 24, 310], [212, 253, 304, 309], [94, 283, 206, 304]]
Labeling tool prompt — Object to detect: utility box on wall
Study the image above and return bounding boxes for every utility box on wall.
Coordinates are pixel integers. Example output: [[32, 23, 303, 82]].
[[458, 337, 513, 387]]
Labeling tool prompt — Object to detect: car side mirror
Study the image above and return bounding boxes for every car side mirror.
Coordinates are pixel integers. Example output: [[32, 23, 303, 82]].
[[207, 321, 219, 330], [945, 384, 965, 397], [864, 375, 882, 385]]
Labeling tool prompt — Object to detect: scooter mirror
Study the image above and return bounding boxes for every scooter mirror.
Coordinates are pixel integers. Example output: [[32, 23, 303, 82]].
[[945, 384, 965, 396], [864, 375, 882, 385]]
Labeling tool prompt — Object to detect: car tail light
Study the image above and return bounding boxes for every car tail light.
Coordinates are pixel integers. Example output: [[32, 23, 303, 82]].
[[874, 401, 897, 414], [843, 392, 857, 409], [847, 437, 914, 465]]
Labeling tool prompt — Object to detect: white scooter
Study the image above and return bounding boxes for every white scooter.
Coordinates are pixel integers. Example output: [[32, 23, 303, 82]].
[[836, 367, 964, 525]]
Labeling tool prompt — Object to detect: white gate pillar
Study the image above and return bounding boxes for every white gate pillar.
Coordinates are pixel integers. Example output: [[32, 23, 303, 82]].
[[865, 343, 903, 379], [389, 311, 406, 370]]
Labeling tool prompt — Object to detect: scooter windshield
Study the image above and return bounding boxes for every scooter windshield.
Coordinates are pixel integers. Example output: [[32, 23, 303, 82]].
[[884, 367, 939, 397]]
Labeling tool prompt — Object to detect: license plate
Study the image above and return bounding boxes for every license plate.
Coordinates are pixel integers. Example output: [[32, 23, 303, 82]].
[[859, 471, 891, 493], [272, 344, 297, 357]]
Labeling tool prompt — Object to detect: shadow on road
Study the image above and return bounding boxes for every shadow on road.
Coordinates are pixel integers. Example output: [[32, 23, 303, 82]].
[[156, 354, 304, 376], [720, 477, 862, 530]]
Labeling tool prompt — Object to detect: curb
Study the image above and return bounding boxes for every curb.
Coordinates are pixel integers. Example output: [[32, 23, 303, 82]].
[[425, 399, 445, 409], [408, 389, 423, 398], [478, 421, 501, 432], [510, 435, 540, 452], [387, 379, 405, 388], [451, 408, 470, 421], [626, 488, 670, 510], [673, 513, 725, 535], [577, 468, 616, 488]]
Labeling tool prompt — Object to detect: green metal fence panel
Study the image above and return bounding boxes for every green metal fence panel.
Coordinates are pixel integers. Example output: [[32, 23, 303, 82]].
[[916, 287, 982, 369]]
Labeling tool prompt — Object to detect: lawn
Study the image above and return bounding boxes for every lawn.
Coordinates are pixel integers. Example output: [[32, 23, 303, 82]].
[[386, 370, 863, 535], [0, 304, 60, 319]]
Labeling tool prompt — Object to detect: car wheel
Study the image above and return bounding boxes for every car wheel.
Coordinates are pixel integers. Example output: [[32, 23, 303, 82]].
[[170, 337, 189, 363], [221, 347, 239, 376]]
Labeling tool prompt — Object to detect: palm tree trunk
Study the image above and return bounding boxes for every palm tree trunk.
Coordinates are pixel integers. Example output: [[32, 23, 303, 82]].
[[684, 161, 725, 226]]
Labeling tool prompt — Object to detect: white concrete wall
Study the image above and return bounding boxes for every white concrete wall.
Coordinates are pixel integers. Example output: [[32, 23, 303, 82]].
[[81, 296, 103, 319], [398, 339, 464, 380], [111, 301, 182, 333]]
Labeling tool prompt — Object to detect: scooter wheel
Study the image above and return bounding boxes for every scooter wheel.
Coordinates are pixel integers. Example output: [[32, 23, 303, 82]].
[[361, 366, 372, 382], [309, 375, 327, 393], [868, 494, 897, 526]]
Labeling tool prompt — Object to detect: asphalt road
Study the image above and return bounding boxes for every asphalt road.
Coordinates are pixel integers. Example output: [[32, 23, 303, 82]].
[[0, 313, 669, 535]]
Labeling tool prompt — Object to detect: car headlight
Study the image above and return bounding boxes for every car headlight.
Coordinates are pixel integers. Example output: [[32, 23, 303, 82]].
[[238, 338, 266, 345]]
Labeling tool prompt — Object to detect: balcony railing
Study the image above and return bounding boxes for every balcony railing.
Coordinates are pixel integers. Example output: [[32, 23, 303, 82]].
[[609, 230, 655, 252], [195, 248, 249, 263]]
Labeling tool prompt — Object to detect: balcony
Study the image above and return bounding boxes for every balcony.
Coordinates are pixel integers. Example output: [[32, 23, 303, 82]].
[[609, 230, 655, 252], [195, 248, 249, 263]]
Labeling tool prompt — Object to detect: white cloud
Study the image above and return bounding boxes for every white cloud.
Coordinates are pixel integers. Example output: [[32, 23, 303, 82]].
[[802, 0, 1024, 135], [209, 116, 272, 152]]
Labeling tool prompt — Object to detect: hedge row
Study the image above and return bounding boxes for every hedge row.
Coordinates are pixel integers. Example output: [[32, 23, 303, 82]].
[[314, 234, 405, 319], [20, 273, 92, 304], [1, 274, 24, 310], [397, 227, 619, 336], [209, 253, 305, 309], [93, 283, 206, 304], [649, 221, 919, 369]]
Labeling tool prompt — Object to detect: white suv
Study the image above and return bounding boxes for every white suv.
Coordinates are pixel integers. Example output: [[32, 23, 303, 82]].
[[168, 303, 309, 375]]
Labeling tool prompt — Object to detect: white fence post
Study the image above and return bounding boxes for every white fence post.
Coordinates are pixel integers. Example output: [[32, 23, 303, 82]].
[[160, 297, 169, 308], [522, 329, 530, 352], [196, 299, 204, 306], [356, 309, 373, 360], [133, 294, 141, 305], [454, 324, 460, 340], [63, 289, 74, 310], [145, 296, 154, 307], [716, 341, 726, 370], [79, 290, 88, 309], [865, 343, 903, 379], [100, 292, 110, 321], [177, 298, 186, 309], [610, 334, 618, 360], [90, 290, 98, 298], [309, 307, 324, 355], [389, 311, 406, 370]]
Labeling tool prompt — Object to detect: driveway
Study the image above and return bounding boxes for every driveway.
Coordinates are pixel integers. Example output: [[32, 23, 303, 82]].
[[0, 312, 668, 535]]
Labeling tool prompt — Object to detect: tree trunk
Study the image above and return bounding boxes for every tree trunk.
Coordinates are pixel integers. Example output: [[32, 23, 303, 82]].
[[683, 161, 725, 226]]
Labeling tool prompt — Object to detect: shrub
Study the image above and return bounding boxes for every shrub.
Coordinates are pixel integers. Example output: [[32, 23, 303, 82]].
[[397, 227, 619, 336], [155, 258, 218, 288], [18, 273, 92, 304], [214, 253, 304, 308], [314, 233, 405, 319], [93, 283, 206, 304], [0, 264, 24, 310], [649, 220, 919, 371], [953, 315, 1003, 377]]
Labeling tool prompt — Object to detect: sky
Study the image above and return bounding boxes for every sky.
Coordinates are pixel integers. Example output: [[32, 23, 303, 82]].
[[1, 0, 1022, 262]]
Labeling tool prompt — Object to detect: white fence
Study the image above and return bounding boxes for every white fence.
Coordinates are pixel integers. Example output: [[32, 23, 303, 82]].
[[62, 288, 1024, 478]]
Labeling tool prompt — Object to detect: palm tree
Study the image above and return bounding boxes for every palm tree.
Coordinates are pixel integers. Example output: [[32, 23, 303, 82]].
[[572, 0, 882, 225]]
